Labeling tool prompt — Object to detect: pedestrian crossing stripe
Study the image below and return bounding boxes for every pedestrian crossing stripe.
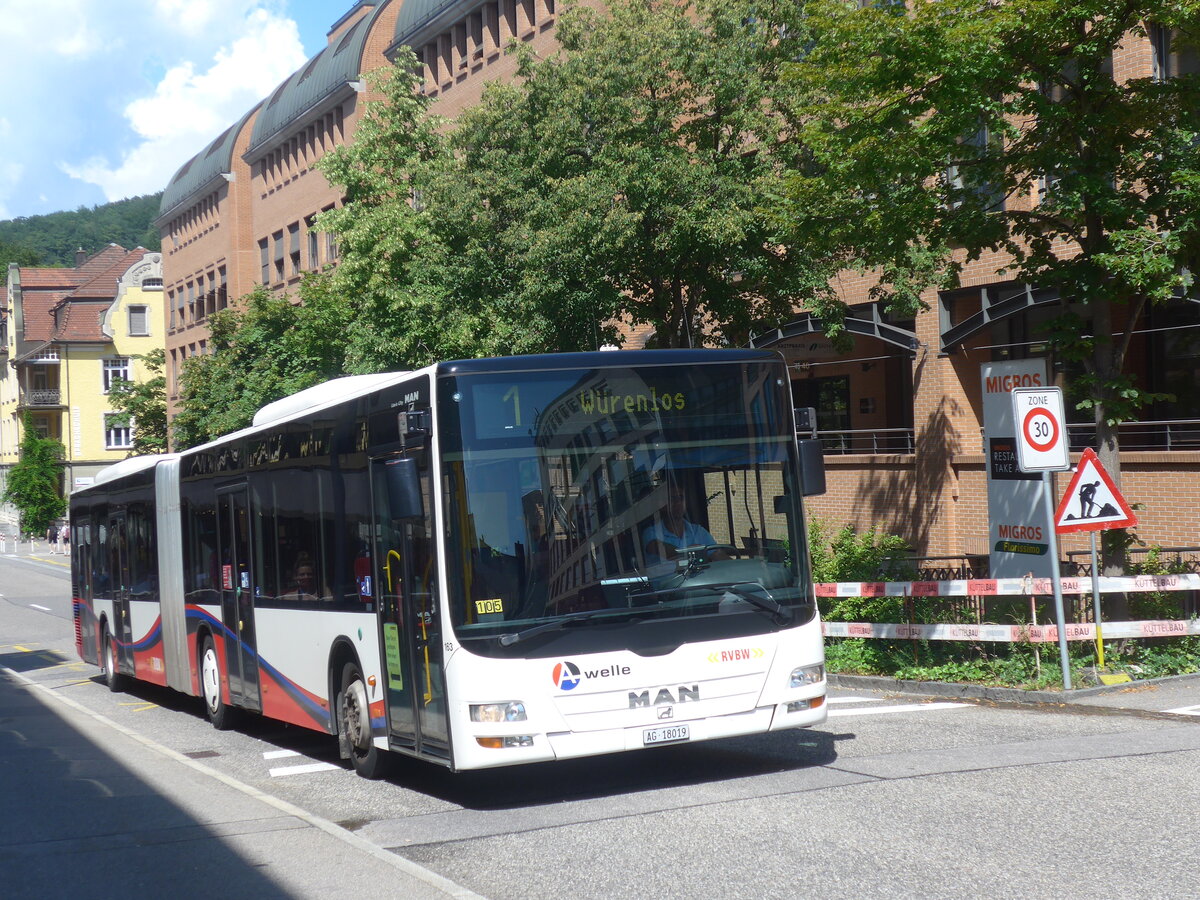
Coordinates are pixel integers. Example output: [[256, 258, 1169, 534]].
[[1054, 447, 1137, 534]]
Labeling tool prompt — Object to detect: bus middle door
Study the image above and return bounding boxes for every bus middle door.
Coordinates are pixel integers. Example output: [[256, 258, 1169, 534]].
[[108, 512, 132, 675], [371, 443, 448, 760], [216, 485, 261, 713]]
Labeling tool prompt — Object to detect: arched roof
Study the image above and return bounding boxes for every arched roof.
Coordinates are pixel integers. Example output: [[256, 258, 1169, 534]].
[[247, 2, 388, 157], [394, 0, 455, 45], [159, 106, 258, 219]]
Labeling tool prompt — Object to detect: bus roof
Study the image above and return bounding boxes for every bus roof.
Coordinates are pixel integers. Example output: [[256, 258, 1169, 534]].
[[437, 349, 780, 376]]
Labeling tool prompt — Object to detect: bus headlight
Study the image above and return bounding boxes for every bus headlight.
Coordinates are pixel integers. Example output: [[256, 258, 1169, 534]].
[[789, 664, 825, 688], [469, 701, 528, 723]]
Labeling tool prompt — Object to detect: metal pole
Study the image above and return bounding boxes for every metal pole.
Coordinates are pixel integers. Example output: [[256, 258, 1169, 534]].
[[1090, 531, 1105, 669], [1042, 471, 1073, 690]]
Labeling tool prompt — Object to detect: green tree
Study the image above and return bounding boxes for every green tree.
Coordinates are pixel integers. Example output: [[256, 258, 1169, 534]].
[[107, 348, 169, 455], [171, 282, 349, 447], [2, 413, 66, 535], [780, 0, 1200, 491]]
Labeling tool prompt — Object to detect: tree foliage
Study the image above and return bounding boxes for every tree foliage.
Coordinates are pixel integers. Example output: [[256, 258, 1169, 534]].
[[107, 348, 169, 456], [779, 0, 1200, 474], [2, 413, 66, 535], [171, 283, 350, 448], [0, 194, 162, 266], [312, 0, 832, 366]]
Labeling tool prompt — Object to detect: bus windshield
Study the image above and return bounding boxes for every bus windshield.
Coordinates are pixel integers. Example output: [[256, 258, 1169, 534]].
[[439, 359, 815, 656]]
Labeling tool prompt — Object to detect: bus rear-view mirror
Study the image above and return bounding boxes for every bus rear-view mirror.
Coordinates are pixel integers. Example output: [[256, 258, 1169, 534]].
[[385, 457, 423, 520], [797, 439, 826, 497]]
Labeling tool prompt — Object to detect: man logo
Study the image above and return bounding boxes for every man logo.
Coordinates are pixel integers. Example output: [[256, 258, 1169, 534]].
[[552, 661, 582, 691]]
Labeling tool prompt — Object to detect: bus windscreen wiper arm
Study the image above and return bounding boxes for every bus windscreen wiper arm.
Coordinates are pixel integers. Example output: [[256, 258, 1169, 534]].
[[499, 610, 642, 646], [720, 583, 793, 624]]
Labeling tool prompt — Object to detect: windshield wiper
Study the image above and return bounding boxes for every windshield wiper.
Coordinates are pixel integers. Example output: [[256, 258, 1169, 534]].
[[715, 583, 794, 624], [498, 609, 644, 646]]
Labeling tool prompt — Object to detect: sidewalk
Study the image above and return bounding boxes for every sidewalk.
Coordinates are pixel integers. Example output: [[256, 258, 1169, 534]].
[[0, 666, 482, 900], [829, 671, 1200, 716]]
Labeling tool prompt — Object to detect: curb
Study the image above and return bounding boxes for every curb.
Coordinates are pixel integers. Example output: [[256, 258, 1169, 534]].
[[828, 671, 1200, 706]]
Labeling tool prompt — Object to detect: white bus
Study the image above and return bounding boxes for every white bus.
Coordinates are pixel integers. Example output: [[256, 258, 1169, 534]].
[[71, 350, 828, 775]]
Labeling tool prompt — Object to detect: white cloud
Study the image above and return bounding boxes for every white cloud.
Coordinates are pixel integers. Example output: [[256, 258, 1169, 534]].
[[61, 7, 307, 201]]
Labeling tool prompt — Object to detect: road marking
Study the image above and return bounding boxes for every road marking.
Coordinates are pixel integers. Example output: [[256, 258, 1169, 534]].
[[1165, 705, 1200, 716], [119, 701, 158, 712], [264, 749, 301, 760], [269, 761, 340, 778], [29, 604, 51, 612], [828, 696, 881, 704], [828, 702, 972, 717]]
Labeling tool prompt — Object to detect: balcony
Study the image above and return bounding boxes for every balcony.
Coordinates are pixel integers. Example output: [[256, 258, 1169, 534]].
[[19, 389, 63, 408]]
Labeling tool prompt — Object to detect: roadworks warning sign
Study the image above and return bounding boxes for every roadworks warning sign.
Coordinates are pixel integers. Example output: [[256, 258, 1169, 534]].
[[1054, 448, 1137, 534]]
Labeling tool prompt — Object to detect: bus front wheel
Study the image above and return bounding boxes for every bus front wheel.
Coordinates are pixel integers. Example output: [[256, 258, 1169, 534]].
[[338, 662, 388, 779], [200, 637, 234, 730]]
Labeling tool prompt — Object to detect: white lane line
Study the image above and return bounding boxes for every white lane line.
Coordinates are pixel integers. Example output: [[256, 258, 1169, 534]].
[[264, 749, 301, 760], [29, 604, 51, 612], [1165, 705, 1200, 716], [269, 762, 340, 778], [827, 697, 881, 704], [828, 702, 972, 717]]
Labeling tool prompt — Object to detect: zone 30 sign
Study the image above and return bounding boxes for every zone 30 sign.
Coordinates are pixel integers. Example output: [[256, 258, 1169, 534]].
[[1011, 387, 1070, 472]]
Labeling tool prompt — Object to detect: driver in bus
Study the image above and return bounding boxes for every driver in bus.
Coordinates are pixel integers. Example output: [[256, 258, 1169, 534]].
[[642, 483, 730, 565]]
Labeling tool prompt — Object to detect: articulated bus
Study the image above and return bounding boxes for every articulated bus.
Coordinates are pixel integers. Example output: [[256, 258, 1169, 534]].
[[71, 350, 828, 775]]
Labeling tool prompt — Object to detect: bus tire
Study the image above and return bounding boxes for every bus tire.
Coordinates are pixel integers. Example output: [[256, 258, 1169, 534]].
[[338, 662, 389, 779], [102, 628, 127, 693], [200, 636, 235, 731]]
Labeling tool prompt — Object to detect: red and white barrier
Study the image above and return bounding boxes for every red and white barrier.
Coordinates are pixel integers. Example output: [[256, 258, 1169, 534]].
[[815, 573, 1200, 598], [823, 619, 1200, 643]]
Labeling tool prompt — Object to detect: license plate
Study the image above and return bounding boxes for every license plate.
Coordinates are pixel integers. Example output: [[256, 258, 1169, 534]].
[[643, 724, 690, 746]]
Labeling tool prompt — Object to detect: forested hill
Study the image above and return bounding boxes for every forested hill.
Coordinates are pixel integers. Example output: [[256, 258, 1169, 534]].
[[0, 193, 162, 273]]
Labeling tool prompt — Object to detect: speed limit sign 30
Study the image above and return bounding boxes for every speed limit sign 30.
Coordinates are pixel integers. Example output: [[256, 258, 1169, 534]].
[[1012, 387, 1070, 472]]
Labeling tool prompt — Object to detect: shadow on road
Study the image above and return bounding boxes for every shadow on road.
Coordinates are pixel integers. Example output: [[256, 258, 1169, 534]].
[[0, 668, 308, 899]]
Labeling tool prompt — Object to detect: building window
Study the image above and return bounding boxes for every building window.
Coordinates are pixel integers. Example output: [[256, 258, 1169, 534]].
[[128, 305, 149, 336], [218, 266, 228, 310], [273, 230, 285, 282], [104, 414, 133, 450], [289, 222, 301, 276], [306, 216, 319, 269], [103, 357, 131, 393], [259, 238, 270, 284]]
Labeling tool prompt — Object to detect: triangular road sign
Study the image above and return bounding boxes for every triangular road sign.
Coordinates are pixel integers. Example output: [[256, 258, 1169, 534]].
[[1054, 448, 1137, 534]]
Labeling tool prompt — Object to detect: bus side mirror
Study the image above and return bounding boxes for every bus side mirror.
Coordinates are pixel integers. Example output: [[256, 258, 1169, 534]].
[[385, 458, 424, 520], [798, 439, 826, 496]]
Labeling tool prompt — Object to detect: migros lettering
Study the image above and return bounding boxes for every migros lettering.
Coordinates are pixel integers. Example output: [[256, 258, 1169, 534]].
[[986, 373, 1043, 393], [998, 524, 1043, 540], [629, 685, 700, 708]]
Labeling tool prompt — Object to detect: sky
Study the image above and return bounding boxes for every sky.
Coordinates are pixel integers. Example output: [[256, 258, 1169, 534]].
[[0, 0, 348, 222]]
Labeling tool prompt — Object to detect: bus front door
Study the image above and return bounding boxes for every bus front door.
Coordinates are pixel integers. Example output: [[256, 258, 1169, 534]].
[[216, 486, 261, 713], [371, 449, 448, 761]]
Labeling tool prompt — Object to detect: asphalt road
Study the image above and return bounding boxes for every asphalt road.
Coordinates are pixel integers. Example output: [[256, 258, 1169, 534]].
[[3, 550, 1199, 899]]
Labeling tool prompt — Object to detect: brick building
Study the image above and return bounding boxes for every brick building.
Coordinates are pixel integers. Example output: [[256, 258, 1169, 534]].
[[157, 1, 1200, 567], [1, 247, 165, 534]]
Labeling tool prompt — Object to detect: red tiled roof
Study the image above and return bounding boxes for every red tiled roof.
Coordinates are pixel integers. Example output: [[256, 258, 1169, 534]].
[[53, 299, 111, 342], [21, 290, 71, 342], [72, 248, 149, 299], [17, 269, 78, 288]]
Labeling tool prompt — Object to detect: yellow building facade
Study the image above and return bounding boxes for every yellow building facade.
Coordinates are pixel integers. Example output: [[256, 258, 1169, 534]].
[[1, 248, 165, 534]]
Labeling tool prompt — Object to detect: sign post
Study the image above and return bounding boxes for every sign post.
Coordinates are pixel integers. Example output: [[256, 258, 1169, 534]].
[[1012, 388, 1073, 689], [1054, 447, 1138, 675]]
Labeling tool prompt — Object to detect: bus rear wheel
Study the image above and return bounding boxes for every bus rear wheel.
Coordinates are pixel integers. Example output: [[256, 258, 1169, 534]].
[[200, 636, 234, 730], [338, 662, 389, 779], [102, 628, 126, 693]]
